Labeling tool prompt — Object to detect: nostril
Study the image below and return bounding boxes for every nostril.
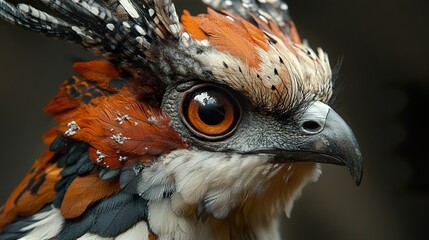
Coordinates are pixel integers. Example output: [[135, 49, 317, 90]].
[[302, 120, 322, 133]]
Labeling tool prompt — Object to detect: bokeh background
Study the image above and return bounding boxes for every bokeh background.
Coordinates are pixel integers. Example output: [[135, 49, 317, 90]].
[[0, 0, 428, 239]]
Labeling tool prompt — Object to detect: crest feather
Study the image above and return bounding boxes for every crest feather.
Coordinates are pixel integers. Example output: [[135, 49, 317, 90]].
[[182, 8, 269, 68]]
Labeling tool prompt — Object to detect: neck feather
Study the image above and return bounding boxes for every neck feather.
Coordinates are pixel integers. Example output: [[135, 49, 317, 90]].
[[141, 150, 321, 239]]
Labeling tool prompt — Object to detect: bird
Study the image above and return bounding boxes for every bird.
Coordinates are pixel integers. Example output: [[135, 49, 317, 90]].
[[0, 0, 363, 239]]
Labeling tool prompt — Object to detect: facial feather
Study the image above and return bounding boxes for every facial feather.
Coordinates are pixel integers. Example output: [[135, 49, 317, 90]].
[[180, 10, 332, 114]]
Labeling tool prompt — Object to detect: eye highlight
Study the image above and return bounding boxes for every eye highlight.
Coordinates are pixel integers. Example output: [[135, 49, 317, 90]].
[[181, 84, 241, 140]]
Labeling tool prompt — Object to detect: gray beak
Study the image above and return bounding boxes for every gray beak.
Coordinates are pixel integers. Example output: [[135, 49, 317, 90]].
[[265, 101, 363, 186]]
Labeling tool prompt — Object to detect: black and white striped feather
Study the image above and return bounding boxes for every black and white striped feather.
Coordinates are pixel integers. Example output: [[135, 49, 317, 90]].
[[202, 0, 293, 37], [0, 0, 181, 68]]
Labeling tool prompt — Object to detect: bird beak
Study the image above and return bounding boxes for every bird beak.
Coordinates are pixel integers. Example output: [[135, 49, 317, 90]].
[[262, 101, 363, 186]]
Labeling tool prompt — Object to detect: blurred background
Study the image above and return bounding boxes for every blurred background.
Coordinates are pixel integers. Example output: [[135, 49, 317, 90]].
[[0, 0, 428, 239]]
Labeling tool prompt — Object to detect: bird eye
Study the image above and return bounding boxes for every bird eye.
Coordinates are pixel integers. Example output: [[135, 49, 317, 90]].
[[181, 84, 241, 139]]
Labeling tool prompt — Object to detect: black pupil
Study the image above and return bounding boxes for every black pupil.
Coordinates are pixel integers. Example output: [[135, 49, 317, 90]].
[[194, 91, 226, 125]]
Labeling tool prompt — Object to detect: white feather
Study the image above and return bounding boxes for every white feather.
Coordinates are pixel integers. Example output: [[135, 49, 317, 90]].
[[77, 233, 113, 240], [118, 0, 139, 19], [139, 149, 321, 239], [115, 221, 150, 240], [148, 199, 196, 240], [19, 206, 63, 240]]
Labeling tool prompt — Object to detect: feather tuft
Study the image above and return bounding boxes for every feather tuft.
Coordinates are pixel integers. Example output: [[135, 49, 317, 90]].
[[60, 172, 120, 219]]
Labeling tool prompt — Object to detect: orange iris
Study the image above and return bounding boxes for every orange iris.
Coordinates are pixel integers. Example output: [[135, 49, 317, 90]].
[[184, 87, 239, 137]]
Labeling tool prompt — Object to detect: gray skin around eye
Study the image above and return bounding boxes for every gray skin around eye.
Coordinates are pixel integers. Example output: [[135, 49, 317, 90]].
[[162, 83, 305, 154]]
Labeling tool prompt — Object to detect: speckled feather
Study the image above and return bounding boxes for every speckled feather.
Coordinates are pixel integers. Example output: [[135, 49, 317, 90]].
[[0, 0, 181, 68], [203, 0, 293, 38]]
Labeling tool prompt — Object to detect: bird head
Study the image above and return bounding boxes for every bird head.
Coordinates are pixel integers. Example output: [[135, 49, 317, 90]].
[[143, 9, 362, 219], [0, 0, 363, 237], [113, 1, 363, 223]]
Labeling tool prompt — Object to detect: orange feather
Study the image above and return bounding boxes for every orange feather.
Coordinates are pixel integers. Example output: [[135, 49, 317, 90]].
[[61, 172, 120, 219], [149, 233, 159, 240], [44, 81, 81, 118], [181, 10, 208, 41], [73, 61, 120, 89], [288, 20, 302, 44], [249, 14, 301, 55], [45, 60, 126, 119], [0, 151, 60, 229], [57, 94, 187, 168], [182, 8, 269, 68]]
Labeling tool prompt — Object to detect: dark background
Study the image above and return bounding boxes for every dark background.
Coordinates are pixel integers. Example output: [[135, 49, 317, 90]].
[[0, 0, 428, 239]]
